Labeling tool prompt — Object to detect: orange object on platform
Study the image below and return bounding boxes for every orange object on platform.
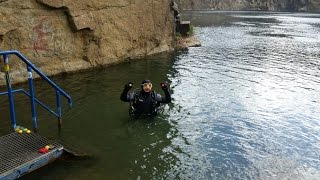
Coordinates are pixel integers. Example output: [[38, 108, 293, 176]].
[[38, 147, 48, 154]]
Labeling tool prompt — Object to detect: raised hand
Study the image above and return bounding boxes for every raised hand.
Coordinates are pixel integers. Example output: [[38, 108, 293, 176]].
[[124, 82, 133, 90], [160, 82, 168, 91]]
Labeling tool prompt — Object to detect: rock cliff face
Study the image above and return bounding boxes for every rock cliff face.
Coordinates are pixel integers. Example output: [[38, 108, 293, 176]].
[[308, 0, 320, 12], [176, 0, 320, 12], [0, 0, 175, 84]]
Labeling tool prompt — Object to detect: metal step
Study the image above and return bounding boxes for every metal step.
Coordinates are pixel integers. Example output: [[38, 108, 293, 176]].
[[0, 132, 63, 179]]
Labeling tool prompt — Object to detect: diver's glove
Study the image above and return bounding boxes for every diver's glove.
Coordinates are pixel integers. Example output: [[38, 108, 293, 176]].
[[160, 82, 171, 103], [160, 83, 168, 91], [124, 82, 133, 91]]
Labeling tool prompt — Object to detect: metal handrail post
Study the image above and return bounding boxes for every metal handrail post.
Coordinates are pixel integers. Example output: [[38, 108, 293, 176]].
[[27, 65, 37, 131], [56, 90, 62, 129], [3, 54, 16, 129]]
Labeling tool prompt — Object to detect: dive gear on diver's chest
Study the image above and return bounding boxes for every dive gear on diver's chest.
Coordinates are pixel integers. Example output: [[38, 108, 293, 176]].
[[129, 91, 159, 117], [136, 94, 148, 103]]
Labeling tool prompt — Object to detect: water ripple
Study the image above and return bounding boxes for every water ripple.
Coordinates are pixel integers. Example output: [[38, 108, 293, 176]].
[[167, 12, 320, 179]]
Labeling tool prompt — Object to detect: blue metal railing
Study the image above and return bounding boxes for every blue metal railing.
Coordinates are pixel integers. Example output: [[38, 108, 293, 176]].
[[0, 50, 72, 131]]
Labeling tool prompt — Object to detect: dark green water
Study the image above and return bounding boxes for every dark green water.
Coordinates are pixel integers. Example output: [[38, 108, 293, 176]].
[[0, 53, 178, 179], [1, 11, 320, 179]]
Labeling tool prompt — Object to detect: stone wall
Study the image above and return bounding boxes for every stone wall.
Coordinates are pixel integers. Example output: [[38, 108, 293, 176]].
[[0, 0, 175, 84], [175, 0, 320, 12]]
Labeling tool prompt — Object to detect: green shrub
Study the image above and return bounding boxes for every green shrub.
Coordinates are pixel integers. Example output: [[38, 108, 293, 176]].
[[186, 25, 194, 36]]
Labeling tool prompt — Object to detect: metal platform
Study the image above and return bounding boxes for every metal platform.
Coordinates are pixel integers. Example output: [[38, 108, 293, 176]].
[[0, 132, 64, 179]]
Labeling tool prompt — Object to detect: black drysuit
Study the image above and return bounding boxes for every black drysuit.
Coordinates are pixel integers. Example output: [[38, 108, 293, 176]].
[[120, 88, 171, 116]]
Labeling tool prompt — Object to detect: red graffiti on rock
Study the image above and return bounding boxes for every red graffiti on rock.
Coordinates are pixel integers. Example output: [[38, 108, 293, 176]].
[[31, 17, 48, 51]]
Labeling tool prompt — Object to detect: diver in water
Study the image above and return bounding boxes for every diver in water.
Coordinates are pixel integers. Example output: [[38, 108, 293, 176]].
[[120, 80, 171, 117]]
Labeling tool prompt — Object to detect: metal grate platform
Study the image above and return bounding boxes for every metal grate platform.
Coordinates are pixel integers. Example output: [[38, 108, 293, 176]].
[[0, 132, 63, 179]]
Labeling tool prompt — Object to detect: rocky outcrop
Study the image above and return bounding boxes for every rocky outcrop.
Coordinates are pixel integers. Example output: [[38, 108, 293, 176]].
[[0, 0, 175, 84], [175, 0, 320, 12], [308, 0, 320, 12], [176, 35, 201, 50]]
